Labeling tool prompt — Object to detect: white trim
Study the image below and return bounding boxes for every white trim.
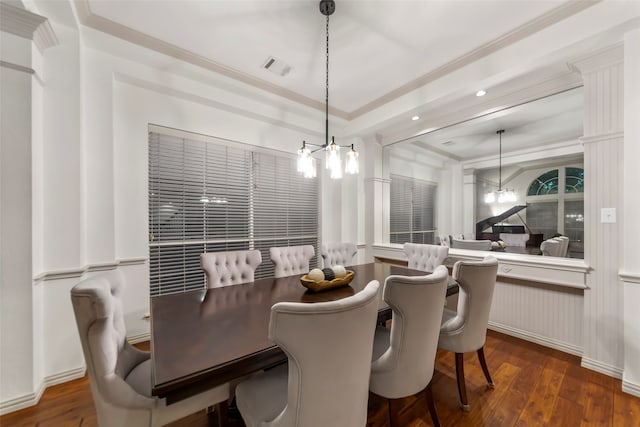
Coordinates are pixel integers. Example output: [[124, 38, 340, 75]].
[[33, 257, 148, 282], [0, 60, 34, 74], [0, 382, 44, 415], [44, 367, 86, 388], [364, 177, 391, 184], [622, 380, 640, 398], [0, 367, 86, 415], [569, 43, 624, 75], [619, 271, 640, 284], [579, 131, 624, 145], [127, 332, 151, 344], [0, 2, 58, 52], [488, 322, 583, 356], [581, 357, 623, 379]]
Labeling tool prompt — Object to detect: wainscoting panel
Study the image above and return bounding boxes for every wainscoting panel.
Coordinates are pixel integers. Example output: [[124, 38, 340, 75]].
[[490, 278, 584, 355]]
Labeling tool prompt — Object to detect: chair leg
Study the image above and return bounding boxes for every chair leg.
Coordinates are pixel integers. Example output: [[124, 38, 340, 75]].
[[424, 383, 441, 427], [454, 352, 470, 411], [476, 347, 495, 388], [215, 401, 229, 427], [388, 397, 402, 427]]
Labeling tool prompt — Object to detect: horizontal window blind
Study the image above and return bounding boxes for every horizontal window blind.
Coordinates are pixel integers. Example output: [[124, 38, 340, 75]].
[[149, 131, 319, 296], [390, 175, 437, 245]]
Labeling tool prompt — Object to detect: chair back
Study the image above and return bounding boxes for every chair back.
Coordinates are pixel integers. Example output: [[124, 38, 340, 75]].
[[450, 239, 492, 251], [554, 236, 569, 257], [200, 250, 262, 288], [403, 242, 449, 272], [439, 255, 499, 352], [321, 242, 357, 267], [370, 266, 449, 398], [267, 280, 380, 427], [269, 245, 315, 278], [540, 238, 562, 256], [70, 271, 154, 425]]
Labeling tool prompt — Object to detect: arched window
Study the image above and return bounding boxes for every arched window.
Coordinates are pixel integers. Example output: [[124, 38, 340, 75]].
[[526, 167, 584, 258]]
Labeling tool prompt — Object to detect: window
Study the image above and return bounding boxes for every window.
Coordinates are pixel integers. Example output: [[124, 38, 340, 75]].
[[148, 129, 319, 296], [526, 167, 584, 258], [390, 175, 437, 244]]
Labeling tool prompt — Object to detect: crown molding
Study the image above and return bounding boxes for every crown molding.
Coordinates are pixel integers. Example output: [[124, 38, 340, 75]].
[[74, 0, 350, 120], [579, 131, 624, 145], [568, 42, 624, 75], [348, 0, 600, 119], [0, 2, 58, 52]]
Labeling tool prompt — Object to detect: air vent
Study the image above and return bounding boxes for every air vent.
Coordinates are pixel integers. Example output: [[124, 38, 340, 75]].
[[441, 140, 455, 146], [263, 56, 292, 77]]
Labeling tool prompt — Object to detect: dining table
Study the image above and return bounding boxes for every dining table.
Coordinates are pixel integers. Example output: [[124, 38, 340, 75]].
[[150, 261, 458, 404]]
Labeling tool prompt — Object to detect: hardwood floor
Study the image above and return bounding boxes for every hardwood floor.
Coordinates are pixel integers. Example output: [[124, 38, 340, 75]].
[[2, 330, 639, 427]]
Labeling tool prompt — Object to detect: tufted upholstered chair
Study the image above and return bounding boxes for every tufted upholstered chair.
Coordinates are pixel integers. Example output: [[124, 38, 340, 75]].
[[235, 280, 381, 427], [370, 266, 449, 427], [438, 235, 451, 247], [438, 255, 498, 411], [553, 236, 569, 257], [269, 245, 315, 278], [70, 270, 229, 426], [540, 239, 562, 256], [403, 243, 449, 272], [320, 241, 357, 268], [200, 250, 262, 288], [450, 239, 492, 251]]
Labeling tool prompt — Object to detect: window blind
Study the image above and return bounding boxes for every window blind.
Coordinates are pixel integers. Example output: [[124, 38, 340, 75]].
[[390, 175, 437, 245], [148, 131, 319, 296]]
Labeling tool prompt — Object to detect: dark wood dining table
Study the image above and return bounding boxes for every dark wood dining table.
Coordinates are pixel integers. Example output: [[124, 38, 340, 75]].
[[150, 262, 458, 404]]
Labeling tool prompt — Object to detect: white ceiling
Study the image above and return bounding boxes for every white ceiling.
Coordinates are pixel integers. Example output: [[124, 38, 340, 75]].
[[85, 0, 572, 115], [74, 1, 634, 159]]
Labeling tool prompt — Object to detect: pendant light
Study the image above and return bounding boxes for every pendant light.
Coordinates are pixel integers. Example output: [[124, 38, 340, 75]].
[[484, 129, 517, 203], [296, 0, 359, 179]]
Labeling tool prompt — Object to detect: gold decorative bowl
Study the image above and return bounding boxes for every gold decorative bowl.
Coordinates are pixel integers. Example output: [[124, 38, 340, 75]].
[[300, 270, 355, 292]]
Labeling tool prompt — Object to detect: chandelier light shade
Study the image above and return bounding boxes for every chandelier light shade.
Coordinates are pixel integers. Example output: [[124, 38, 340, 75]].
[[484, 129, 517, 204], [297, 0, 359, 179]]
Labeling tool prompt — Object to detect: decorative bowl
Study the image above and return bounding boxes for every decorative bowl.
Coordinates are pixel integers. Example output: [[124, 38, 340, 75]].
[[300, 270, 355, 292]]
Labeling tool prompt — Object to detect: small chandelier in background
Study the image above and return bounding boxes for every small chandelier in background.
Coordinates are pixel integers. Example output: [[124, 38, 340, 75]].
[[296, 0, 358, 179], [484, 129, 517, 204]]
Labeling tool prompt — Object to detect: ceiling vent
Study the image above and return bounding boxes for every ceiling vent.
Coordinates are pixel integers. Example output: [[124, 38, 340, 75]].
[[263, 56, 292, 77], [441, 140, 455, 146]]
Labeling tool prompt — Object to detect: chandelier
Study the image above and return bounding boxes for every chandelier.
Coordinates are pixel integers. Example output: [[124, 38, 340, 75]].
[[297, 0, 359, 179], [484, 129, 517, 203]]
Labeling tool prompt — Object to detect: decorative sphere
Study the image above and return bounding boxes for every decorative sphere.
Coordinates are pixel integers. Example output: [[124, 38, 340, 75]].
[[322, 268, 335, 281], [332, 265, 347, 278], [491, 241, 499, 249], [308, 268, 324, 282]]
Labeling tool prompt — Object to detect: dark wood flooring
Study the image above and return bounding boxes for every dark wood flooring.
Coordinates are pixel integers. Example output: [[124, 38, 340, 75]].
[[2, 330, 639, 426]]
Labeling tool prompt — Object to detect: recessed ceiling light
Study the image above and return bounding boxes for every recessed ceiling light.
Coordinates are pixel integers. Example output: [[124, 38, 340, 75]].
[[476, 89, 486, 97], [411, 115, 420, 121]]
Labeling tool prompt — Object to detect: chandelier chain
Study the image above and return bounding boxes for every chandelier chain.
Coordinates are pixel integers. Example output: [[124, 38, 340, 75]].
[[325, 14, 330, 146]]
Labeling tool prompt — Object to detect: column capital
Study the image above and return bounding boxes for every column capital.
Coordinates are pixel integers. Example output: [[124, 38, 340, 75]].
[[568, 43, 623, 75]]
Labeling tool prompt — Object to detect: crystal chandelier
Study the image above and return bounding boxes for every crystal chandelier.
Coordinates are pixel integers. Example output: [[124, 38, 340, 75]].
[[296, 0, 358, 179], [484, 130, 517, 203]]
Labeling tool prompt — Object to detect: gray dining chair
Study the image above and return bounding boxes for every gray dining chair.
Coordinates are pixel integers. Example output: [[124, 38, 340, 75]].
[[70, 270, 229, 426], [235, 280, 381, 427], [269, 245, 315, 278], [403, 242, 449, 272], [200, 249, 262, 288], [438, 255, 499, 410], [370, 265, 449, 427], [320, 241, 357, 267]]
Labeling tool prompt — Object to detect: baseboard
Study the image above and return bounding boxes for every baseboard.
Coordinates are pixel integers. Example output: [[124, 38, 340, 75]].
[[0, 382, 44, 416], [488, 321, 583, 356], [581, 357, 623, 379], [622, 379, 640, 397], [128, 331, 150, 344], [0, 367, 86, 416], [44, 366, 86, 387]]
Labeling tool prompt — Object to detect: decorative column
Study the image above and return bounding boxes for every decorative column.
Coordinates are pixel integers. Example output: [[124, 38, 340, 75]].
[[0, 2, 57, 413], [363, 136, 389, 261], [462, 168, 477, 237], [572, 44, 624, 378], [621, 28, 640, 397]]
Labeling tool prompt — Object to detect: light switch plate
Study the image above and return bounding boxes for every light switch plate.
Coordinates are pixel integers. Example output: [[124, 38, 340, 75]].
[[601, 208, 616, 223]]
